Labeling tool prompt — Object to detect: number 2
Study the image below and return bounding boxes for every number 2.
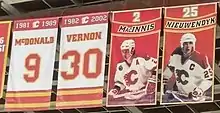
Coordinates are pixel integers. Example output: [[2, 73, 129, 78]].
[[61, 48, 103, 80], [24, 54, 41, 83], [132, 12, 140, 22], [183, 6, 198, 17]]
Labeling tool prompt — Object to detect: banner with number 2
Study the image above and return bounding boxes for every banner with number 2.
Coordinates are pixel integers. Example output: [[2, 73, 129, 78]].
[[6, 17, 58, 111], [107, 8, 161, 107]]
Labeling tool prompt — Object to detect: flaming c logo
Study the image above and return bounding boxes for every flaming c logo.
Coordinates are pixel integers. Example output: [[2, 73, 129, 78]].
[[32, 21, 40, 28]]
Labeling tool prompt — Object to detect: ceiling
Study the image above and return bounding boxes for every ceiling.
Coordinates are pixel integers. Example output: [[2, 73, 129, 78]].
[[0, 0, 220, 113], [0, 0, 219, 21]]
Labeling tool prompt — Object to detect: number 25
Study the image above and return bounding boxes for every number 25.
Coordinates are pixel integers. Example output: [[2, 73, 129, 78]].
[[204, 68, 213, 79], [183, 6, 198, 17]]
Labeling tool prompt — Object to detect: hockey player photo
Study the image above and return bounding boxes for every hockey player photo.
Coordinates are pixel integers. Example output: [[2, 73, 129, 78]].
[[161, 3, 216, 104], [107, 8, 161, 107], [107, 39, 158, 106], [161, 33, 214, 104]]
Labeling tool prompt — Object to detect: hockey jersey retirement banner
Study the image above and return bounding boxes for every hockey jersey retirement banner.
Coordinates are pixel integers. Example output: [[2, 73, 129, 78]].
[[6, 17, 58, 111], [107, 8, 161, 107], [0, 21, 11, 98], [57, 12, 108, 109], [161, 3, 217, 104]]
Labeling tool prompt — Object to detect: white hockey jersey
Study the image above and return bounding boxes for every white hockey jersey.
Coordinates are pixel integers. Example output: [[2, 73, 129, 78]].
[[114, 56, 157, 91], [165, 47, 213, 95]]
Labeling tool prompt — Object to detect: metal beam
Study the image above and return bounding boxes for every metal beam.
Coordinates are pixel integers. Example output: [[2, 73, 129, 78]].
[[7, 0, 34, 4], [0, 0, 163, 20], [202, 110, 220, 113], [42, 0, 53, 8], [215, 63, 220, 82], [217, 1, 220, 25], [83, 0, 111, 5], [125, 106, 143, 113], [215, 84, 220, 94], [217, 26, 220, 39], [69, 0, 82, 6], [1, 0, 20, 15]]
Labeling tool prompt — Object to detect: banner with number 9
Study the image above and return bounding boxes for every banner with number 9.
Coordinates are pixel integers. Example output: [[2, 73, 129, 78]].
[[6, 17, 59, 111]]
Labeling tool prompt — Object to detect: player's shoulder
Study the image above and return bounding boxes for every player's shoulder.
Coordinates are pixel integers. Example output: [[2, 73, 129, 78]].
[[135, 56, 146, 61], [135, 55, 155, 61], [171, 46, 183, 56], [135, 56, 157, 65], [190, 51, 209, 69]]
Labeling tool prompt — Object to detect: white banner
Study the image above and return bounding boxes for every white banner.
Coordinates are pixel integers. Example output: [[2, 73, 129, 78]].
[[6, 17, 58, 111], [57, 12, 108, 109]]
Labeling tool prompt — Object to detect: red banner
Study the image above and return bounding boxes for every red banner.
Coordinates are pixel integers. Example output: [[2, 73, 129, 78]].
[[0, 21, 11, 98], [107, 8, 161, 107], [161, 3, 217, 104]]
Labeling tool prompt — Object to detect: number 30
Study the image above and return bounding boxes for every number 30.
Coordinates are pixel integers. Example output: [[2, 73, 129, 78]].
[[61, 48, 103, 80]]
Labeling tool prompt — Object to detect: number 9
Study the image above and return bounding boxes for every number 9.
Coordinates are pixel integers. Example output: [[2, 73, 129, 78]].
[[24, 54, 41, 83]]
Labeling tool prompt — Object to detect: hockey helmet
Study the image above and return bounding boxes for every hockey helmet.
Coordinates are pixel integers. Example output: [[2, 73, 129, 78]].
[[180, 33, 197, 49]]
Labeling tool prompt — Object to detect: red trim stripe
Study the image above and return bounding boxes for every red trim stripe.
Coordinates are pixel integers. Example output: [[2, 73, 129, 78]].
[[6, 96, 51, 103], [56, 93, 102, 102], [57, 86, 103, 91]]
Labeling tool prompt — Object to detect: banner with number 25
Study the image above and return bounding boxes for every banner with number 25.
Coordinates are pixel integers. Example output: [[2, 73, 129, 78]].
[[161, 3, 217, 105]]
